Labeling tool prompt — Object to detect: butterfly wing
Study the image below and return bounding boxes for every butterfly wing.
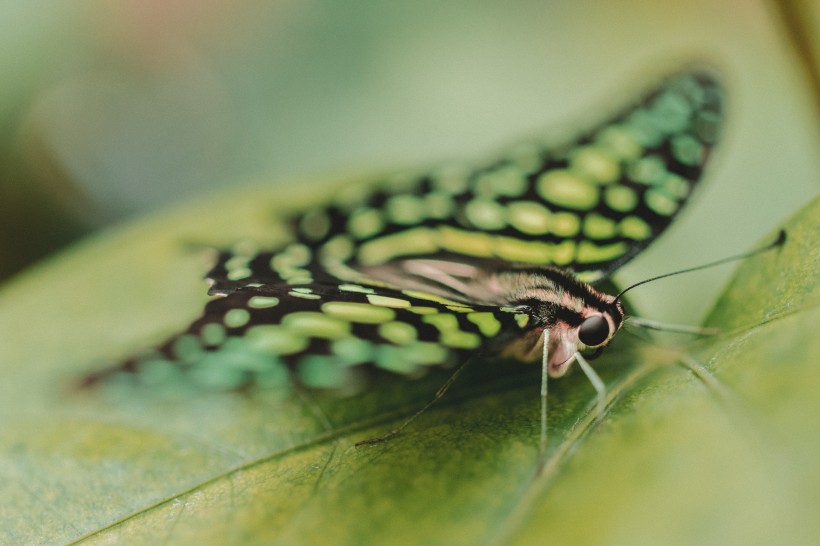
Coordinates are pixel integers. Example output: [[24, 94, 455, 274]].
[[87, 278, 530, 391], [288, 70, 723, 283]]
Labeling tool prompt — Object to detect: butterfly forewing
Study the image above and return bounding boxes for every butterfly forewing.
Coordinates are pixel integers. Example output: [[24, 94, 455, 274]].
[[87, 69, 723, 391], [288, 70, 723, 283]]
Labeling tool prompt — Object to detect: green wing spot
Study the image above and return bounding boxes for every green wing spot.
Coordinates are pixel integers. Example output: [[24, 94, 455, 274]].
[[282, 311, 351, 338], [248, 296, 280, 309], [172, 335, 203, 363], [467, 312, 502, 336], [536, 171, 598, 210], [440, 330, 481, 349], [245, 325, 309, 355], [298, 356, 354, 389], [338, 283, 375, 294], [347, 208, 384, 239], [604, 186, 638, 212], [225, 255, 250, 271], [406, 341, 450, 365], [288, 290, 321, 300], [619, 216, 652, 240], [136, 359, 181, 386], [320, 235, 355, 262], [650, 90, 692, 133], [671, 134, 704, 166], [570, 146, 620, 183], [386, 195, 426, 225], [577, 241, 628, 264], [515, 314, 530, 328], [271, 243, 311, 268], [331, 337, 374, 365], [366, 294, 412, 308], [644, 189, 679, 216], [406, 306, 440, 315], [508, 201, 552, 235], [188, 357, 248, 390], [494, 238, 555, 263], [596, 125, 644, 161], [421, 313, 460, 332], [358, 227, 436, 265], [378, 321, 418, 345], [419, 313, 481, 349], [226, 267, 252, 281], [200, 322, 227, 346], [299, 210, 331, 241], [583, 213, 617, 239], [224, 308, 251, 328], [274, 265, 311, 280], [271, 249, 311, 272], [660, 174, 690, 199], [321, 301, 396, 324], [625, 109, 663, 147], [445, 305, 475, 313], [553, 240, 576, 266], [474, 165, 528, 197], [254, 363, 290, 388], [629, 156, 667, 185], [551, 212, 581, 237], [425, 193, 456, 219], [439, 227, 495, 258], [465, 199, 507, 230], [374, 342, 449, 371], [374, 346, 422, 374], [286, 244, 312, 266]]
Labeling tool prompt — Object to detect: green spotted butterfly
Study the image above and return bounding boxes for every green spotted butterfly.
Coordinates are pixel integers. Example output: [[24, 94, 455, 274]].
[[86, 70, 723, 435]]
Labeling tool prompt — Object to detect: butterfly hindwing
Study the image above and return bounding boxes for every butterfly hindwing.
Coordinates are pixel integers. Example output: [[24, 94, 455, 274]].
[[92, 276, 530, 391]]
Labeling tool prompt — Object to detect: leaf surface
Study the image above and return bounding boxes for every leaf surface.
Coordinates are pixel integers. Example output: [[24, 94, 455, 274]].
[[0, 188, 817, 546]]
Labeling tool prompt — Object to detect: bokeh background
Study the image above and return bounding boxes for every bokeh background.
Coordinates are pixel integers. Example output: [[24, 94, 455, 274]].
[[1, 0, 818, 323]]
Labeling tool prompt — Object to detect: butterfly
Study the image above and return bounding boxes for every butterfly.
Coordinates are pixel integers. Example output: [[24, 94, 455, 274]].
[[84, 69, 724, 444]]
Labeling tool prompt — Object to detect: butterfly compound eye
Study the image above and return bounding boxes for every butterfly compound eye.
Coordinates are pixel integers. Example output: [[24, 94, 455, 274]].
[[578, 315, 610, 347]]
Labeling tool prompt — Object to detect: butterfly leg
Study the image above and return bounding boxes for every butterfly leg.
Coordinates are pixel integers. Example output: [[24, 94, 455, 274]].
[[574, 352, 607, 420], [355, 358, 472, 447], [626, 317, 720, 336], [539, 329, 550, 459]]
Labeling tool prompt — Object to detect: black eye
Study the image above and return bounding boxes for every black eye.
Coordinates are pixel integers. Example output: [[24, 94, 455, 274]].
[[578, 315, 610, 347]]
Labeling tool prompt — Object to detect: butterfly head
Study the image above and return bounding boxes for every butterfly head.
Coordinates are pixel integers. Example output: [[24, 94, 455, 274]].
[[540, 296, 624, 378]]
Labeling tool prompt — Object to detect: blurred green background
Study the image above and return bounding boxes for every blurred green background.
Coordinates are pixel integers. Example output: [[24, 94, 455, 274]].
[[1, 0, 818, 323]]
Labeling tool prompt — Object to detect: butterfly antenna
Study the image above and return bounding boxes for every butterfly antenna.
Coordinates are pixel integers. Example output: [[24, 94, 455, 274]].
[[615, 229, 786, 301]]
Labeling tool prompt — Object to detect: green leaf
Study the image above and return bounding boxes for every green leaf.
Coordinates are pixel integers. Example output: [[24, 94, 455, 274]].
[[0, 190, 817, 545]]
